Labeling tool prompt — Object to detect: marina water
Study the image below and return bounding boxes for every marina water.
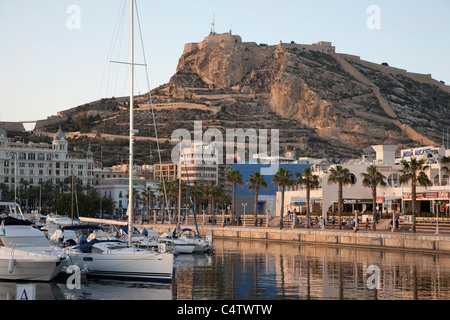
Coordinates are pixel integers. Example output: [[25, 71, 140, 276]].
[[2, 238, 450, 300]]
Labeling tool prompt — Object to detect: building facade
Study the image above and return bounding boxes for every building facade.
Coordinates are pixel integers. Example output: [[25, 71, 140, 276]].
[[276, 145, 450, 220], [0, 127, 94, 196]]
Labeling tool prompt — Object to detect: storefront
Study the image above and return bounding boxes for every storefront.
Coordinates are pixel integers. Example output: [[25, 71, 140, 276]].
[[402, 191, 450, 214], [376, 196, 402, 214], [290, 197, 322, 214]]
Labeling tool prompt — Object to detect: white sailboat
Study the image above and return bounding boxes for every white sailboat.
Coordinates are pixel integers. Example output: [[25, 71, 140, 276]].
[[61, 0, 174, 282], [0, 216, 67, 281]]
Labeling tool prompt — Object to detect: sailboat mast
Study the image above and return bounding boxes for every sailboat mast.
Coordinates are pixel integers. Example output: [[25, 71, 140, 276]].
[[128, 0, 134, 247]]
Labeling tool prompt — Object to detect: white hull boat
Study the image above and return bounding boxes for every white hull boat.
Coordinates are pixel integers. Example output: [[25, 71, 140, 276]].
[[177, 228, 212, 253], [61, 226, 173, 282], [0, 216, 67, 281], [158, 232, 196, 254]]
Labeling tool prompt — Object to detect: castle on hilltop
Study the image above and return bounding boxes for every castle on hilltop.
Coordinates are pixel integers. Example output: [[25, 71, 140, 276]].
[[183, 30, 336, 56]]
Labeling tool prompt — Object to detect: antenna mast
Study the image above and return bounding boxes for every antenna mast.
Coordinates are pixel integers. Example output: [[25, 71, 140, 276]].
[[211, 14, 216, 34]]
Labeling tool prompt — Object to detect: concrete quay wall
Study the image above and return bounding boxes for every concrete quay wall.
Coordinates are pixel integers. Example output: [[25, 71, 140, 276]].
[[79, 218, 450, 254], [148, 224, 450, 254]]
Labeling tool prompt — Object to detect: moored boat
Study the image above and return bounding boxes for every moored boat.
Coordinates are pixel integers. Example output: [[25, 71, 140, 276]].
[[60, 225, 174, 282], [0, 216, 67, 281]]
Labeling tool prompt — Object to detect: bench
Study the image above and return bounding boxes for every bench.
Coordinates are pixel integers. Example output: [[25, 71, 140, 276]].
[[398, 225, 410, 232]]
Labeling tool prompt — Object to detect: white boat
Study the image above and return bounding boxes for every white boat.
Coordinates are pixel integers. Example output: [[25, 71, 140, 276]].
[[158, 231, 196, 254], [0, 216, 67, 281], [177, 228, 212, 253], [116, 225, 163, 252], [45, 214, 81, 227], [60, 225, 173, 282], [0, 202, 26, 220]]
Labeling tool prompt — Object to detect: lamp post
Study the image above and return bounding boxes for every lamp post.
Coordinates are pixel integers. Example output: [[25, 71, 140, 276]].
[[436, 201, 440, 235], [224, 205, 229, 227], [242, 203, 247, 227]]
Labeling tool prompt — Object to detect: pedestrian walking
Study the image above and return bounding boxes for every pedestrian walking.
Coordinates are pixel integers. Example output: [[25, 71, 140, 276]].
[[332, 215, 335, 228]]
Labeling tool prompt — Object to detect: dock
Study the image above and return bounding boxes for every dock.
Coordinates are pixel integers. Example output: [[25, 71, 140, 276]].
[[80, 217, 450, 255]]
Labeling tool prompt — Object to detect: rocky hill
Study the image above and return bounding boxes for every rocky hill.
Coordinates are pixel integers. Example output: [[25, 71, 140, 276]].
[[36, 32, 450, 162]]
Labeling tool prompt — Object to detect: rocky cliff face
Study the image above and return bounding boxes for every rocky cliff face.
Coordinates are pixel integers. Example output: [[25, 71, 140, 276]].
[[41, 32, 450, 161]]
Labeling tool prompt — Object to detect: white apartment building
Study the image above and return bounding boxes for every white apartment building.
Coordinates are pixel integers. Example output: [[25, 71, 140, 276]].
[[277, 145, 450, 219], [0, 126, 94, 194]]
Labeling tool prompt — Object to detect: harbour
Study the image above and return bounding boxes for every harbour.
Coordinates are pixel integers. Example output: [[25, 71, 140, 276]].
[[3, 236, 450, 300]]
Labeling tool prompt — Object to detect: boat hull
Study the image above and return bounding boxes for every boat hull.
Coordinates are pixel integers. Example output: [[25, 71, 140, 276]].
[[0, 257, 65, 282], [68, 251, 174, 283]]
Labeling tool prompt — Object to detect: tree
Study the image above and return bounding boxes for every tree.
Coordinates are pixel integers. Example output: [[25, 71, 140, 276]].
[[141, 186, 156, 223], [360, 165, 386, 230], [398, 158, 432, 233], [247, 172, 268, 226], [190, 181, 204, 217], [296, 168, 320, 229], [327, 165, 353, 230], [226, 169, 243, 225], [204, 181, 221, 217], [126, 187, 142, 223], [272, 168, 293, 229]]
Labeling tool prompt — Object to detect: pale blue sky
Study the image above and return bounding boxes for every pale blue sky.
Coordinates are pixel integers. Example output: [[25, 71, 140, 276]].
[[1, 0, 449, 123]]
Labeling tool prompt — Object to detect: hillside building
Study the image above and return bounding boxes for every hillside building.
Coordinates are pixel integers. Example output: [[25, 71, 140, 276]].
[[0, 126, 94, 199]]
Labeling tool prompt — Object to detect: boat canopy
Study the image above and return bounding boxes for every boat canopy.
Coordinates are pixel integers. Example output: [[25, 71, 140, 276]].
[[73, 239, 123, 253], [0, 216, 32, 226], [119, 225, 140, 234], [61, 225, 103, 232]]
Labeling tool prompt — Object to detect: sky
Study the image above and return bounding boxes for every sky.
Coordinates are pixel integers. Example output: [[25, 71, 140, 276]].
[[0, 0, 449, 126]]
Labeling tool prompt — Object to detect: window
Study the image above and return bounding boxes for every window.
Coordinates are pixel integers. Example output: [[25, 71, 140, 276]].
[[349, 174, 357, 185], [387, 173, 400, 187]]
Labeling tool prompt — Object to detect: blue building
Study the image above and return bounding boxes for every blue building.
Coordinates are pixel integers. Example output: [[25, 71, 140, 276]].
[[231, 163, 310, 217]]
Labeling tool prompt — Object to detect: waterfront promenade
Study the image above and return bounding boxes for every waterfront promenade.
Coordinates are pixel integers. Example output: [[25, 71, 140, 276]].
[[81, 217, 450, 255]]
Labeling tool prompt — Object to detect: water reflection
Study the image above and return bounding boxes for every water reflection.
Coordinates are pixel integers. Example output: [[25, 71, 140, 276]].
[[173, 239, 450, 300], [2, 239, 450, 300]]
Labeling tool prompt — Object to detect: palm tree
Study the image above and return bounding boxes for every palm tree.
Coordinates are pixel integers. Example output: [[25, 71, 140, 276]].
[[126, 188, 142, 223], [399, 158, 432, 233], [191, 181, 204, 217], [327, 165, 353, 230], [361, 165, 387, 230], [247, 172, 268, 226], [157, 181, 169, 222], [296, 168, 320, 229], [141, 186, 156, 223], [226, 169, 243, 225], [272, 168, 294, 229], [204, 181, 221, 217]]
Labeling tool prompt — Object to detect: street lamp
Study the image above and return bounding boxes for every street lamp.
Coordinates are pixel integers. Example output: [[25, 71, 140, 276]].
[[224, 205, 229, 227], [266, 209, 269, 228], [242, 203, 247, 226], [436, 201, 440, 235]]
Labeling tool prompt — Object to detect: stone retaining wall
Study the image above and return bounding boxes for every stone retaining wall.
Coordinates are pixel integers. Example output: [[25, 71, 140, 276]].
[[147, 224, 450, 254]]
